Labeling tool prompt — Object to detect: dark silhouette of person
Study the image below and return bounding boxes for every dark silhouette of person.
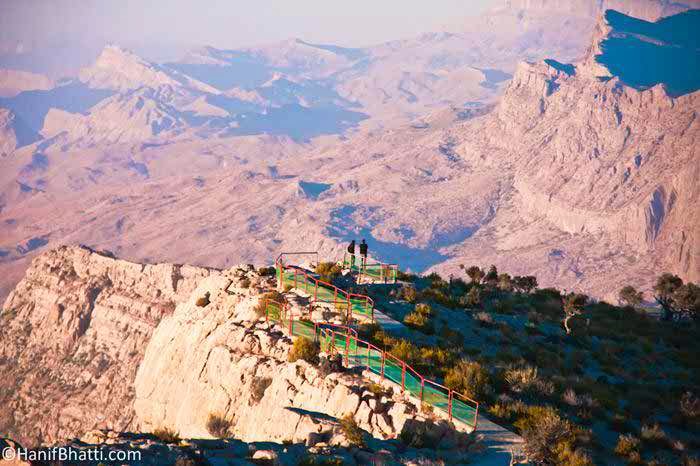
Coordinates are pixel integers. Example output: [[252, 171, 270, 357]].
[[359, 239, 368, 269], [347, 240, 356, 267]]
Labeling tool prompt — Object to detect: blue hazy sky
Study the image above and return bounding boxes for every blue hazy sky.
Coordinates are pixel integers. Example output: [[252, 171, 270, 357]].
[[1, 0, 496, 52]]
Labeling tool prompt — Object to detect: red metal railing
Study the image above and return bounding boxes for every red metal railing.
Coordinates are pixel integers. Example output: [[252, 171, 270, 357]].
[[342, 252, 399, 284], [318, 327, 480, 429], [264, 298, 358, 340], [276, 263, 375, 322]]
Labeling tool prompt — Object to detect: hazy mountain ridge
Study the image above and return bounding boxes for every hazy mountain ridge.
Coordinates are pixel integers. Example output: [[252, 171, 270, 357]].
[[0, 3, 698, 303]]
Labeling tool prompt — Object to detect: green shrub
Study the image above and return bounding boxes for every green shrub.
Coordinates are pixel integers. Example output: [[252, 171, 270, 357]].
[[316, 262, 342, 282], [288, 337, 320, 364], [339, 413, 364, 446], [445, 359, 490, 399], [206, 413, 232, 439], [152, 427, 180, 444]]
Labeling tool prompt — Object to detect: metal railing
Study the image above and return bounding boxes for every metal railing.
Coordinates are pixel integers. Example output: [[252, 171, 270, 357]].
[[319, 326, 479, 430], [264, 300, 478, 429], [276, 263, 374, 322], [342, 252, 399, 284]]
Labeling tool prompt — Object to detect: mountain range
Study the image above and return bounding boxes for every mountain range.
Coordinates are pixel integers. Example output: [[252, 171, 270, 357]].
[[0, 0, 698, 302]]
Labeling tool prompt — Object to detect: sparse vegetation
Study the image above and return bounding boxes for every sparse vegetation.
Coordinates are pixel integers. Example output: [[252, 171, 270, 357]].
[[315, 262, 342, 282], [339, 413, 364, 447], [366, 264, 700, 465], [258, 266, 277, 277], [444, 359, 490, 399], [251, 376, 272, 404], [288, 336, 320, 364], [153, 427, 181, 444], [195, 292, 211, 307], [403, 303, 435, 333], [206, 413, 232, 439]]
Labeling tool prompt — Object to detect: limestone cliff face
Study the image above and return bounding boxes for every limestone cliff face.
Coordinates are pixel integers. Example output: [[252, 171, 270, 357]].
[[1, 247, 464, 453], [134, 271, 447, 445], [0, 246, 212, 446], [482, 10, 699, 285]]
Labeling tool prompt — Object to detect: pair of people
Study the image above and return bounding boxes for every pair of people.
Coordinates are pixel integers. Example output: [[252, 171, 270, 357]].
[[347, 239, 368, 269]]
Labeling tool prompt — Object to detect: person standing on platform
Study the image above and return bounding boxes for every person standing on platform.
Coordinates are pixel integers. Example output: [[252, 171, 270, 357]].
[[347, 240, 356, 268], [359, 239, 368, 270]]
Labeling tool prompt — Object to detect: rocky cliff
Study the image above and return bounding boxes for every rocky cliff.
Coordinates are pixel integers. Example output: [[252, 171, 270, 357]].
[[133, 270, 450, 446], [0, 246, 212, 446], [0, 247, 480, 462]]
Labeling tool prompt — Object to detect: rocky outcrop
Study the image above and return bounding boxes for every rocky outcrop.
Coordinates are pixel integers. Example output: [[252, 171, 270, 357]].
[[1, 247, 477, 461], [0, 246, 212, 446], [433, 9, 700, 296], [0, 109, 19, 157], [134, 269, 462, 448]]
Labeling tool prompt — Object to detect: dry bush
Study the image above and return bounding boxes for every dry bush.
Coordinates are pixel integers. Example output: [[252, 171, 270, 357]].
[[316, 262, 342, 282], [474, 311, 494, 326], [250, 376, 272, 404], [339, 413, 364, 447], [680, 392, 700, 419], [641, 423, 668, 448], [404, 304, 435, 334], [206, 413, 232, 439], [445, 359, 490, 399], [521, 409, 575, 464], [504, 366, 539, 394], [615, 434, 641, 459], [152, 427, 180, 444], [195, 292, 210, 307], [288, 337, 320, 364]]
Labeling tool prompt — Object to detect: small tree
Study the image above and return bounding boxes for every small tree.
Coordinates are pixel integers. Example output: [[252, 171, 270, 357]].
[[654, 273, 683, 320], [461, 265, 485, 285], [654, 274, 700, 321], [619, 285, 644, 308], [513, 276, 538, 294], [563, 293, 588, 335]]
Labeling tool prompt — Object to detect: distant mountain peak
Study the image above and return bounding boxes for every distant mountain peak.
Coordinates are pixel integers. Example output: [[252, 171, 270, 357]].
[[79, 45, 180, 91]]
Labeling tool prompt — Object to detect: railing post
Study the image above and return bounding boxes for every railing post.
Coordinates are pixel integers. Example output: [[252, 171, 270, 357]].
[[366, 345, 370, 369], [345, 333, 350, 365], [420, 378, 424, 402], [401, 362, 406, 391], [448, 391, 453, 421], [474, 402, 480, 430], [381, 352, 385, 379], [294, 269, 298, 289], [314, 282, 318, 301]]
